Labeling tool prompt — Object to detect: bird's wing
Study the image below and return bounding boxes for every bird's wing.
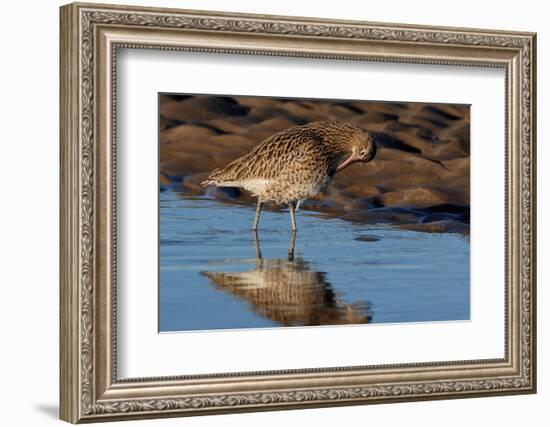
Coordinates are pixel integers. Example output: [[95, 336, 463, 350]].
[[205, 126, 328, 183]]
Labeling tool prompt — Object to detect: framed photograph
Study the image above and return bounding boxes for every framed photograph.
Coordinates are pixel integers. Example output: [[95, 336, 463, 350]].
[[60, 2, 537, 423]]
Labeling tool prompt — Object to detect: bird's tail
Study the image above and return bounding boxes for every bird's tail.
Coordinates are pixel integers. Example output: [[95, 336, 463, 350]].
[[200, 169, 219, 187], [201, 163, 239, 187], [200, 166, 232, 187], [200, 178, 215, 187]]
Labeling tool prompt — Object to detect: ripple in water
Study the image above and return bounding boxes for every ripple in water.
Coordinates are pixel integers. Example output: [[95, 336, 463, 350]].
[[159, 190, 470, 332]]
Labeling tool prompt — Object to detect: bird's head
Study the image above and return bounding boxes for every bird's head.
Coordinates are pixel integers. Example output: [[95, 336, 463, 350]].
[[336, 128, 377, 173]]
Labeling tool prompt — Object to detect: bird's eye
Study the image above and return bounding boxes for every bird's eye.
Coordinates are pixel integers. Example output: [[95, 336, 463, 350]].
[[360, 150, 368, 157]]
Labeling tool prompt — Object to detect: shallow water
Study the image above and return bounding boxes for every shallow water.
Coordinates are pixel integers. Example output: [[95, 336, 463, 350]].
[[159, 189, 470, 332]]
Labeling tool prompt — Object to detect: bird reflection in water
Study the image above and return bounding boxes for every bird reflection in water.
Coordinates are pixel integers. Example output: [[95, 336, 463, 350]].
[[201, 232, 372, 327]]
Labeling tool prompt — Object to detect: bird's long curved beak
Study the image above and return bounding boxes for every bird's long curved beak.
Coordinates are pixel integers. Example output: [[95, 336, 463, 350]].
[[336, 153, 358, 173]]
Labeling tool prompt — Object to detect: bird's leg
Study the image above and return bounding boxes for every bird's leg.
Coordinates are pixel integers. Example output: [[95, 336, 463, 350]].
[[252, 199, 263, 230], [288, 230, 297, 261], [289, 201, 297, 231], [252, 230, 263, 260]]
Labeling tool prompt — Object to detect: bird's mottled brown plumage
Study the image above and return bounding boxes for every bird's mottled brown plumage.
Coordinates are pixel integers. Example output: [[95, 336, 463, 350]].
[[202, 256, 372, 326], [201, 121, 376, 229]]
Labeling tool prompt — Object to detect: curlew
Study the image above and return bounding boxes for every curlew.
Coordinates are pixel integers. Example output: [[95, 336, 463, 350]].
[[201, 233, 372, 326], [201, 121, 377, 230]]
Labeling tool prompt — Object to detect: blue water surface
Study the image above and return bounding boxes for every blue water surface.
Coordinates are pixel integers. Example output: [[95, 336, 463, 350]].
[[159, 189, 470, 332]]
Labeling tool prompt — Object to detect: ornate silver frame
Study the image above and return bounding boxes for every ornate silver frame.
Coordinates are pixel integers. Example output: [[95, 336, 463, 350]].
[[60, 2, 537, 423]]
